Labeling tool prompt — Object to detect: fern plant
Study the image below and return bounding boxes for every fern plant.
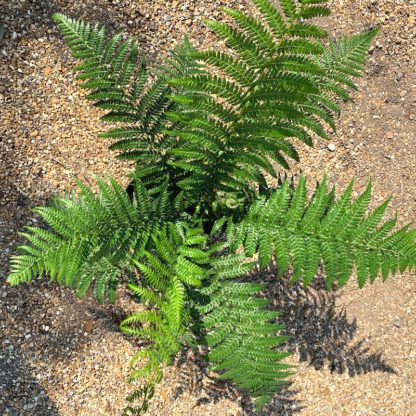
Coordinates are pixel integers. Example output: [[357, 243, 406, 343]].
[[7, 1, 416, 414]]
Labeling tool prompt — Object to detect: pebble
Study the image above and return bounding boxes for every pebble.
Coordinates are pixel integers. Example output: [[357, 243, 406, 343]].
[[84, 320, 94, 334], [385, 131, 394, 139], [327, 143, 336, 152], [395, 71, 404, 81]]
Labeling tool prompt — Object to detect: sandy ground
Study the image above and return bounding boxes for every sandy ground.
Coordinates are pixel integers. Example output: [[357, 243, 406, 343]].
[[1, 0, 415, 415]]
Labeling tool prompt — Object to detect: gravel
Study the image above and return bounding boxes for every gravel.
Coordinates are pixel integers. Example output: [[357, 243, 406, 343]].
[[327, 143, 336, 152], [1, 0, 415, 415]]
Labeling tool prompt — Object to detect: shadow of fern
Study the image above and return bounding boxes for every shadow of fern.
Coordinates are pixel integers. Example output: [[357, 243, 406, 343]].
[[265, 270, 396, 377], [168, 267, 395, 415], [170, 347, 303, 416], [246, 388, 304, 416], [172, 348, 239, 405]]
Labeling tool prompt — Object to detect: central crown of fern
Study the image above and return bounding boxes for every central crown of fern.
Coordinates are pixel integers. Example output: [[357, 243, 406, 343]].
[[7, 0, 415, 413]]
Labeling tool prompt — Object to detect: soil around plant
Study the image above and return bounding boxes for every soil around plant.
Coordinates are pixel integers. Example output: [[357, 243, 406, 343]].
[[1, 0, 415, 415]]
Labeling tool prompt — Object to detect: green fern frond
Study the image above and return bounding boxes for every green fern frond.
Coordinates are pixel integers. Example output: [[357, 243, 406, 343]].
[[120, 223, 213, 383], [54, 14, 202, 191], [7, 175, 180, 302], [317, 27, 380, 99], [165, 1, 376, 203], [197, 254, 292, 411], [232, 176, 416, 288]]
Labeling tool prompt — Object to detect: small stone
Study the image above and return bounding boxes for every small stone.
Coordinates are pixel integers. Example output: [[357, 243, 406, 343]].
[[396, 72, 404, 81], [327, 143, 336, 152], [393, 318, 401, 328], [30, 130, 39, 137], [84, 319, 94, 334], [385, 131, 394, 139], [400, 90, 408, 97]]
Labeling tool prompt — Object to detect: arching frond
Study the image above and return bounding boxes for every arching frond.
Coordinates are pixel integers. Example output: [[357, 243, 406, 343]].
[[232, 176, 416, 288], [120, 223, 212, 383], [53, 13, 202, 191], [7, 175, 182, 302], [196, 253, 291, 411], [165, 1, 377, 203]]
